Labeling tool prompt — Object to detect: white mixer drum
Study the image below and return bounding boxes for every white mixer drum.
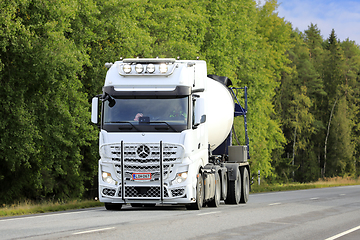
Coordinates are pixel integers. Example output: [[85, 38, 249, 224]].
[[206, 77, 234, 151]]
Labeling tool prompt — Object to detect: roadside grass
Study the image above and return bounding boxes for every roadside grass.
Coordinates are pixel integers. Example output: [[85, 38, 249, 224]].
[[0, 199, 104, 217], [251, 176, 360, 193], [1, 177, 359, 217]]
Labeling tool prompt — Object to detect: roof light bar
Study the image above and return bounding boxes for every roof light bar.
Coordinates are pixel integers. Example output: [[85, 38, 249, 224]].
[[118, 58, 178, 76]]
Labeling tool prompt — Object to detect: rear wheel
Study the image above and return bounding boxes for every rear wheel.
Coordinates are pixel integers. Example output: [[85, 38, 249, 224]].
[[240, 167, 250, 203], [105, 203, 123, 210], [208, 171, 221, 207], [186, 174, 204, 210], [221, 170, 228, 201], [224, 170, 241, 204]]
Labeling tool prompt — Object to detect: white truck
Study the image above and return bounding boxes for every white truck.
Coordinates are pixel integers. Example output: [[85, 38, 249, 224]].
[[91, 58, 250, 210]]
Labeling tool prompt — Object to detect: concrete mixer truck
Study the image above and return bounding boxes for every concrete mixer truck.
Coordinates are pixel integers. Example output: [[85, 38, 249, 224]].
[[91, 58, 250, 210]]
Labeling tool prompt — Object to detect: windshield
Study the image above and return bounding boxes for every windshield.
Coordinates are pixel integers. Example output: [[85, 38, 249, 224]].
[[102, 97, 189, 132]]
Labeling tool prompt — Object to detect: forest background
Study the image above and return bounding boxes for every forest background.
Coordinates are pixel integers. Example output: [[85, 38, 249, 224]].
[[1, 0, 359, 204]]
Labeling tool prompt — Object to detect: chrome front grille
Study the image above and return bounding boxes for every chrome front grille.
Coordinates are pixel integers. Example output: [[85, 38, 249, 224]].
[[105, 143, 183, 181], [100, 142, 184, 199]]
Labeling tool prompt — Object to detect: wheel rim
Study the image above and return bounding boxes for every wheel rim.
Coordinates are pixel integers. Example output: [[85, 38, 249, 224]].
[[222, 172, 227, 200], [244, 169, 249, 201], [235, 171, 241, 203], [197, 175, 203, 207], [215, 174, 221, 204]]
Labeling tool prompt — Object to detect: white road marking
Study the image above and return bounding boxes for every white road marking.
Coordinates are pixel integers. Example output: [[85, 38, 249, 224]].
[[269, 202, 281, 206], [73, 227, 115, 235], [324, 225, 360, 240], [197, 211, 221, 216], [310, 197, 319, 200]]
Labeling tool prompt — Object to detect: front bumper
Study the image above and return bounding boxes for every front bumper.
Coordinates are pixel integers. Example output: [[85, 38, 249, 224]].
[[99, 182, 195, 204]]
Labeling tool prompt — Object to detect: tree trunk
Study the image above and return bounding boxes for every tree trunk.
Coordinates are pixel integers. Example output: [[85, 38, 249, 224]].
[[323, 98, 338, 177]]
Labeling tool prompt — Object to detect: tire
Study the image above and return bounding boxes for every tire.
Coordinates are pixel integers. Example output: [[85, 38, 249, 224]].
[[224, 169, 241, 204], [208, 171, 221, 207], [186, 174, 204, 210], [221, 170, 228, 201], [105, 203, 123, 210], [240, 167, 250, 204]]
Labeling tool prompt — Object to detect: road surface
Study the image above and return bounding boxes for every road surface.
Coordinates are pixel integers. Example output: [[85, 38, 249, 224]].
[[1, 185, 360, 239]]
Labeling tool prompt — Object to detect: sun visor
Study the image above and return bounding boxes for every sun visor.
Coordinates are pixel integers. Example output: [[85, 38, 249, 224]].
[[102, 85, 191, 97]]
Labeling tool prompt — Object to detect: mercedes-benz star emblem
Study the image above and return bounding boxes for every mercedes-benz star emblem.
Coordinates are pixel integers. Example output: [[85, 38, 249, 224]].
[[137, 145, 150, 158]]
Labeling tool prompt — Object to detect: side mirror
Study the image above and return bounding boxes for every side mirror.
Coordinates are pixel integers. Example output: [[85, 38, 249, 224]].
[[194, 98, 206, 127], [91, 97, 99, 124], [103, 93, 116, 108]]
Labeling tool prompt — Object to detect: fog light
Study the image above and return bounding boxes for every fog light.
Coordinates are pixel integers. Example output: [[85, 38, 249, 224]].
[[102, 171, 117, 185], [172, 171, 188, 185]]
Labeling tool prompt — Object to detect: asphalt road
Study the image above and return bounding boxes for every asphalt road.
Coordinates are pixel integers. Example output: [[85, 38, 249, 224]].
[[1, 185, 360, 240]]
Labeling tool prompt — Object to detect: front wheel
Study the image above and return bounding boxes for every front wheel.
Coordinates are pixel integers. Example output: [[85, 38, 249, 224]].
[[186, 174, 204, 210]]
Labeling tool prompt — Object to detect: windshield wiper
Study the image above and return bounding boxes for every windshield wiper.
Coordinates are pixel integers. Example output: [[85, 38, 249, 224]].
[[111, 121, 141, 132], [151, 121, 177, 132]]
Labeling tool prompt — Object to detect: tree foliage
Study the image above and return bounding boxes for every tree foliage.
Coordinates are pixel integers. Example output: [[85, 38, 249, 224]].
[[1, 0, 360, 203]]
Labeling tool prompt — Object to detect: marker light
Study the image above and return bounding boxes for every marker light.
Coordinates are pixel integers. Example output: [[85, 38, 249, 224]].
[[135, 64, 144, 73], [159, 63, 168, 73], [123, 64, 132, 73], [146, 64, 155, 73]]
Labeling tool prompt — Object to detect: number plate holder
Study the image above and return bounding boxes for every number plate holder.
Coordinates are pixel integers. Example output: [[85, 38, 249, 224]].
[[132, 173, 151, 181]]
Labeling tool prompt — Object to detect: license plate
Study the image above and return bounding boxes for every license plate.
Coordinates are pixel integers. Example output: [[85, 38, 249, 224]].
[[132, 173, 151, 180]]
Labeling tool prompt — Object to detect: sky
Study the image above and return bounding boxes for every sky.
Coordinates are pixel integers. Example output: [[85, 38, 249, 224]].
[[260, 0, 360, 44]]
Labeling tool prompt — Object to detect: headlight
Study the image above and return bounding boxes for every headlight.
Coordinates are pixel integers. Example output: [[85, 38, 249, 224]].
[[102, 171, 117, 185], [135, 64, 144, 73], [123, 64, 132, 73], [159, 63, 168, 73], [146, 64, 155, 73], [172, 171, 188, 185]]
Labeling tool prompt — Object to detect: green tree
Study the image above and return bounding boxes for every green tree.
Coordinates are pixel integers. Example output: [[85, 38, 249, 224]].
[[275, 29, 322, 182], [326, 96, 355, 176], [340, 39, 360, 177], [0, 0, 95, 203], [248, 0, 293, 178]]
